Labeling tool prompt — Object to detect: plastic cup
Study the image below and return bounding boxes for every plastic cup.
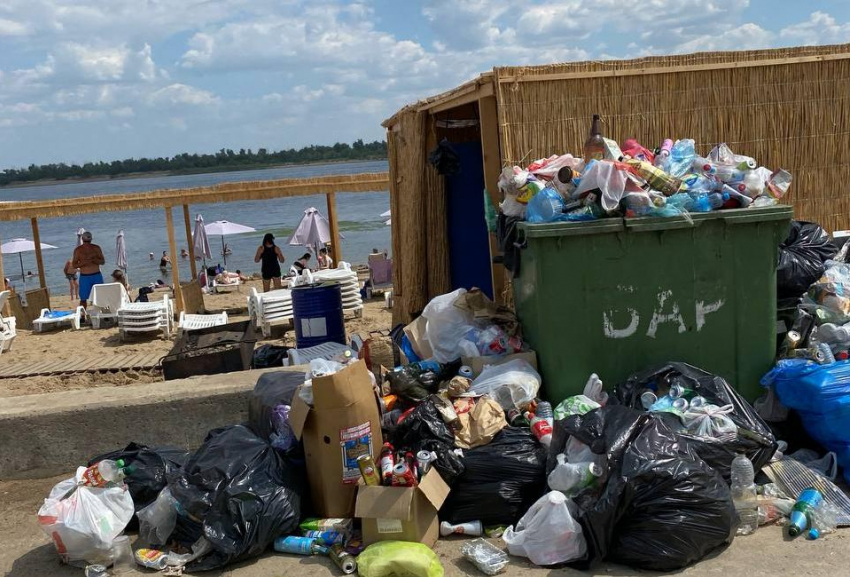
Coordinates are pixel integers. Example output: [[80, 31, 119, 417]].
[[110, 536, 135, 574]]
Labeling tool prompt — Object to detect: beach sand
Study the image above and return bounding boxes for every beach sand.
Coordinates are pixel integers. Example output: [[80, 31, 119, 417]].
[[0, 279, 392, 397]]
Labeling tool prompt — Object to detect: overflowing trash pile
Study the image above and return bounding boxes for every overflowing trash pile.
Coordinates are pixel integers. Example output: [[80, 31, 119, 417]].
[[36, 285, 850, 576], [497, 114, 792, 224]]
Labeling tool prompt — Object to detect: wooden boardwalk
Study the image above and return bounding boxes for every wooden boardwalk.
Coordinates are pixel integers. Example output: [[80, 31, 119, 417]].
[[0, 352, 163, 379]]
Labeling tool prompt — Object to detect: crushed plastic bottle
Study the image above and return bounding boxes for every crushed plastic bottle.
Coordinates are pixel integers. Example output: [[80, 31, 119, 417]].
[[730, 453, 759, 535]]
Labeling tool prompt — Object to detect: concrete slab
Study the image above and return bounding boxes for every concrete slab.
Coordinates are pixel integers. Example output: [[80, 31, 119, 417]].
[[0, 367, 303, 480], [1, 474, 847, 577]]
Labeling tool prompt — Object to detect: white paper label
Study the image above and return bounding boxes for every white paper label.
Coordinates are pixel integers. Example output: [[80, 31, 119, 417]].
[[301, 317, 328, 337], [376, 518, 403, 534]]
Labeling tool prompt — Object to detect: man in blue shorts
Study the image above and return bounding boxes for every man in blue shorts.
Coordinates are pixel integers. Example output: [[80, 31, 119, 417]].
[[72, 231, 105, 309]]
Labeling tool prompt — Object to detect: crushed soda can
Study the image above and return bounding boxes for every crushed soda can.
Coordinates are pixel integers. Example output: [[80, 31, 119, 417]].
[[84, 565, 108, 577], [460, 538, 509, 575]]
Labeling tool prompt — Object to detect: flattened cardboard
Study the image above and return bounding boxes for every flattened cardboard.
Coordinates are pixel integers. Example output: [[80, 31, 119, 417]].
[[290, 360, 383, 518], [403, 315, 433, 360], [461, 350, 538, 378], [356, 469, 450, 548]]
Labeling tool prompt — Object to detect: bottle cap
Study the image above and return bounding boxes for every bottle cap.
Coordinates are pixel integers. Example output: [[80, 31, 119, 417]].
[[116, 459, 125, 468], [808, 528, 820, 540]]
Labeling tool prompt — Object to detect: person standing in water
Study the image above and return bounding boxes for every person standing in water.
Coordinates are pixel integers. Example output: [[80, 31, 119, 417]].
[[159, 251, 170, 274], [63, 258, 79, 302], [254, 233, 285, 292], [72, 231, 105, 309]]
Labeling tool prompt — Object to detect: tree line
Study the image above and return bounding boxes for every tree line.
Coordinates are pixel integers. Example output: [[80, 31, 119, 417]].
[[0, 139, 388, 186]]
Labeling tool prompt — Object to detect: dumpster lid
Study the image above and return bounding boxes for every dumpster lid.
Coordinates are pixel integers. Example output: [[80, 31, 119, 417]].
[[624, 205, 793, 233], [519, 219, 624, 239]]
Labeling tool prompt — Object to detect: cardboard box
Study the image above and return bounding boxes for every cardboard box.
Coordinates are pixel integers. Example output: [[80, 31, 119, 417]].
[[355, 469, 450, 547], [289, 360, 383, 518], [403, 315, 433, 360], [461, 350, 538, 378]]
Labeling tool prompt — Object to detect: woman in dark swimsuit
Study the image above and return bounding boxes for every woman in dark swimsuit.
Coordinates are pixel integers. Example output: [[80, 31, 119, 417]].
[[254, 233, 285, 292]]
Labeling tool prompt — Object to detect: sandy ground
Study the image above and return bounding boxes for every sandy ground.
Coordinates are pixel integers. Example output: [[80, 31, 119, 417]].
[[1, 474, 847, 577], [0, 281, 391, 397]]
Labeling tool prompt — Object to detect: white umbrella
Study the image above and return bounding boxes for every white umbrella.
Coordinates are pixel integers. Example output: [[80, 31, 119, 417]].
[[76, 228, 85, 246], [380, 209, 391, 218], [385, 218, 392, 226], [115, 230, 127, 283], [204, 220, 255, 266], [1, 237, 58, 287], [193, 214, 212, 275], [287, 207, 343, 255]]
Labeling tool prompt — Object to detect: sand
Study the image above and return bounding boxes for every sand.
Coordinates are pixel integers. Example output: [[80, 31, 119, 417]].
[[0, 279, 391, 397]]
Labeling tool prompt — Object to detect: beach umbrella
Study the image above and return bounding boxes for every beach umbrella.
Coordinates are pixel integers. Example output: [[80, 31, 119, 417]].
[[288, 207, 345, 256], [1, 237, 58, 287], [204, 220, 255, 266], [76, 228, 85, 246], [193, 214, 212, 274], [385, 218, 392, 226], [115, 230, 128, 284], [380, 209, 391, 218]]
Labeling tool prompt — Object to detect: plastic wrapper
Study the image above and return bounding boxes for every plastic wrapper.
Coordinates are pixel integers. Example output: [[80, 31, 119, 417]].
[[613, 362, 777, 482], [527, 153, 583, 181], [802, 261, 850, 323], [466, 359, 541, 411], [559, 406, 737, 571], [440, 427, 548, 526], [37, 467, 135, 566], [421, 289, 479, 363], [460, 538, 509, 575], [88, 443, 189, 521], [166, 425, 305, 571], [503, 491, 586, 566], [777, 221, 836, 301], [247, 370, 305, 442], [357, 541, 444, 577], [681, 404, 738, 439], [137, 487, 178, 546], [572, 160, 629, 212], [553, 395, 600, 420], [762, 359, 850, 483], [667, 138, 696, 177]]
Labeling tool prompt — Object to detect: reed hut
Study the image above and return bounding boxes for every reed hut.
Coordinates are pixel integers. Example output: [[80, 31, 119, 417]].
[[384, 43, 850, 324]]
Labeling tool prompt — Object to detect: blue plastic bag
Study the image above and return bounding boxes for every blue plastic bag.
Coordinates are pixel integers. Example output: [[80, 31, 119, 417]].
[[526, 187, 565, 223], [762, 359, 850, 482]]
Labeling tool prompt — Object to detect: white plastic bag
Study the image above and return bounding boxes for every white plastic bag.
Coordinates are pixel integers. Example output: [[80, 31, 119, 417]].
[[37, 467, 134, 566], [572, 160, 628, 212], [503, 491, 586, 566], [466, 359, 541, 411], [681, 404, 738, 439], [421, 289, 478, 363], [137, 487, 177, 546]]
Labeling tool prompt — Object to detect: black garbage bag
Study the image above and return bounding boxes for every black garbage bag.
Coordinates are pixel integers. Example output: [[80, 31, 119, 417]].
[[612, 362, 777, 482], [89, 443, 189, 518], [252, 344, 291, 368], [777, 220, 836, 301], [390, 398, 464, 484], [428, 138, 461, 176], [560, 406, 737, 571], [167, 425, 305, 571], [247, 370, 305, 442], [440, 427, 547, 526], [386, 360, 459, 404]]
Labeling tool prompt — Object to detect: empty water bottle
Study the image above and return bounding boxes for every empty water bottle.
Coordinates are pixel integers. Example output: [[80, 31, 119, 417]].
[[692, 156, 717, 175], [789, 488, 823, 537], [536, 401, 554, 427], [731, 453, 759, 536], [818, 342, 836, 364]]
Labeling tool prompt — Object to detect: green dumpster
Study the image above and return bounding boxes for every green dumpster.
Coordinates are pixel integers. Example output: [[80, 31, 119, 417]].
[[513, 205, 792, 402]]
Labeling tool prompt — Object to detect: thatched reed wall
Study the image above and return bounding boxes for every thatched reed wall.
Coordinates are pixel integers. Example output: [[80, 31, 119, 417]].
[[495, 43, 850, 231], [387, 109, 451, 324]]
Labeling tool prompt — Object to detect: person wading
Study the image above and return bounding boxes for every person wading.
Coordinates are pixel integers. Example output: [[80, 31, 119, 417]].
[[72, 231, 105, 309], [254, 233, 285, 292]]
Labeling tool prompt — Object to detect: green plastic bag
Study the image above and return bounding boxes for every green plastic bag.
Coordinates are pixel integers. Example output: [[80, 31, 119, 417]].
[[553, 395, 600, 421], [357, 541, 444, 577], [483, 189, 498, 233]]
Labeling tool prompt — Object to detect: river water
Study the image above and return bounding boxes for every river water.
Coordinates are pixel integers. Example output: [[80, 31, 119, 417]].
[[0, 160, 390, 296]]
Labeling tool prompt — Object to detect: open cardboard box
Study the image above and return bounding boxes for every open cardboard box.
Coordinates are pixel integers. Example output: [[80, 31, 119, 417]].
[[355, 469, 450, 548], [461, 349, 538, 378], [289, 360, 383, 518]]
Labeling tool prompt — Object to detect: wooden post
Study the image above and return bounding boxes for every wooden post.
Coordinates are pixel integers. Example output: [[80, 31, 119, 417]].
[[182, 204, 197, 279], [326, 191, 342, 265], [30, 217, 47, 289], [165, 207, 184, 313], [0, 234, 9, 317], [478, 94, 506, 304]]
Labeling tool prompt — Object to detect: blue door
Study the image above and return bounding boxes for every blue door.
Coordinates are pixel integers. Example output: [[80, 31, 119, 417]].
[[445, 141, 493, 298]]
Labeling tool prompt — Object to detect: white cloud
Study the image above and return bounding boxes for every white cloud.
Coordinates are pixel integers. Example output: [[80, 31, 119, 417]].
[[780, 11, 850, 45], [669, 22, 774, 53], [149, 83, 219, 107], [0, 18, 29, 36]]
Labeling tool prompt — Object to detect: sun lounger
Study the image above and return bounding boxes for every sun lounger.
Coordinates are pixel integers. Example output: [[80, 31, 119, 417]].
[[32, 307, 84, 333], [290, 264, 364, 318], [212, 277, 242, 294], [117, 294, 173, 340], [0, 291, 16, 355], [248, 287, 293, 337], [89, 283, 131, 329], [178, 311, 228, 333]]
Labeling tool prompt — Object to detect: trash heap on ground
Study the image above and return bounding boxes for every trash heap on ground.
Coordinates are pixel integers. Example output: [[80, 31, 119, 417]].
[[497, 114, 792, 225], [37, 284, 850, 576]]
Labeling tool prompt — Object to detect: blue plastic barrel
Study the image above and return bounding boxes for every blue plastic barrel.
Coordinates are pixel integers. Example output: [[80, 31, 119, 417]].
[[292, 281, 346, 349]]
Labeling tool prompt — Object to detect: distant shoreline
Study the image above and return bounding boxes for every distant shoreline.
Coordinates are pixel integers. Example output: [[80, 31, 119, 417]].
[[0, 157, 388, 190]]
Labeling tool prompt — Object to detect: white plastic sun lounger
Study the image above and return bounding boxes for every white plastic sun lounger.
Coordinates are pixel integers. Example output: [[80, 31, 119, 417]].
[[178, 311, 228, 333], [32, 307, 84, 333], [89, 283, 131, 329], [117, 294, 173, 340], [248, 287, 293, 337], [0, 291, 16, 354]]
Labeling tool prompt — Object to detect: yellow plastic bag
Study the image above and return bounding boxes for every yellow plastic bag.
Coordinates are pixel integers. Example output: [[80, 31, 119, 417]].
[[357, 541, 444, 577]]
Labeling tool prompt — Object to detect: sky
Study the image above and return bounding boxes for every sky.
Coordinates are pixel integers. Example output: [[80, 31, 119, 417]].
[[0, 0, 849, 168]]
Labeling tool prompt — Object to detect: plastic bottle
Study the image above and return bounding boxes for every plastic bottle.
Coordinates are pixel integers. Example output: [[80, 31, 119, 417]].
[[81, 459, 127, 488], [708, 192, 729, 209], [640, 391, 657, 409], [583, 115, 605, 163], [653, 139, 673, 170], [667, 139, 696, 177], [807, 500, 837, 539], [535, 401, 554, 427], [788, 488, 823, 537], [730, 453, 759, 536], [818, 342, 836, 364], [722, 185, 753, 208], [692, 156, 717, 175], [548, 454, 603, 493], [440, 520, 483, 537], [525, 412, 553, 447], [274, 536, 328, 555]]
